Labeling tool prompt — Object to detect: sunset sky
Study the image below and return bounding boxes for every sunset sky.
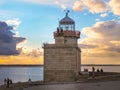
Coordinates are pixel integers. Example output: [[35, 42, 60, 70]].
[[0, 0, 120, 65]]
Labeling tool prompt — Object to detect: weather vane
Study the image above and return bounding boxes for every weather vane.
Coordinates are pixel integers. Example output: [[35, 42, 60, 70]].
[[64, 8, 70, 16]]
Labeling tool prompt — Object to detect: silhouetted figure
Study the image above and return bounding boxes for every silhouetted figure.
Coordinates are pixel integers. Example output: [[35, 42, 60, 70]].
[[92, 67, 95, 72], [92, 67, 95, 78], [100, 69, 103, 72], [6, 78, 10, 88], [28, 78, 32, 86], [57, 27, 59, 33], [28, 78, 31, 82], [9, 79, 12, 84], [97, 69, 100, 72], [4, 78, 7, 86], [86, 69, 88, 72], [84, 68, 88, 72], [60, 28, 63, 33]]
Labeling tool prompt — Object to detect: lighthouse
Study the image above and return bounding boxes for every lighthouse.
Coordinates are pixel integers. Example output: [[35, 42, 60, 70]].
[[43, 11, 81, 82]]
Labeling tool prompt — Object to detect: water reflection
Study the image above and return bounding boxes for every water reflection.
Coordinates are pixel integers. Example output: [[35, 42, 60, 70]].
[[0, 67, 43, 85]]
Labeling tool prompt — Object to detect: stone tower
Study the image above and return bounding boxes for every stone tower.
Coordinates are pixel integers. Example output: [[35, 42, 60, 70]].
[[43, 11, 81, 82]]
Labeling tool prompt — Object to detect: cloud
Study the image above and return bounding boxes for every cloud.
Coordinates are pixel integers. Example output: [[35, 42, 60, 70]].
[[17, 0, 107, 13], [29, 48, 43, 57], [16, 0, 55, 5], [17, 0, 72, 6], [82, 0, 107, 13], [16, 0, 75, 10], [100, 13, 108, 17], [72, 1, 83, 11], [80, 20, 120, 59], [5, 18, 21, 26], [10, 0, 120, 17], [17, 47, 43, 57], [96, 18, 100, 21], [72, 0, 108, 13], [79, 44, 97, 49], [12, 0, 120, 18], [109, 0, 120, 15], [0, 21, 26, 55], [61, 4, 67, 10], [0, 10, 24, 20], [0, 22, 13, 43]]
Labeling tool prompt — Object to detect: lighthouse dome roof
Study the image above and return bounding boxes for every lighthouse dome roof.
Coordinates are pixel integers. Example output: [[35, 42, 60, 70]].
[[59, 11, 75, 24]]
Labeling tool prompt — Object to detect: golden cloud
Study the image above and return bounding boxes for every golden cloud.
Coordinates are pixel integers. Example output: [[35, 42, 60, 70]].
[[80, 20, 120, 64], [109, 0, 120, 15], [82, 0, 107, 13], [73, 1, 83, 11], [0, 55, 43, 65]]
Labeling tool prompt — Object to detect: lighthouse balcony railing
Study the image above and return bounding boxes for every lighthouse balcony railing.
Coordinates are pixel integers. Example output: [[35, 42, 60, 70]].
[[54, 30, 80, 38]]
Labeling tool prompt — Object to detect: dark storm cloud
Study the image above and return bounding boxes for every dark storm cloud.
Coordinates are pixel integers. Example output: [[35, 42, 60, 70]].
[[0, 22, 13, 43], [0, 21, 26, 55]]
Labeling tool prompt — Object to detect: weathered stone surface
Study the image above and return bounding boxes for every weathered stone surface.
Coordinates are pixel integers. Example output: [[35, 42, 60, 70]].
[[44, 70, 77, 82], [44, 44, 81, 82]]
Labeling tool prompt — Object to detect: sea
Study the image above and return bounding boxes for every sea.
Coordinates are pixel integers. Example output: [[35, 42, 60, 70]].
[[0, 65, 120, 85]]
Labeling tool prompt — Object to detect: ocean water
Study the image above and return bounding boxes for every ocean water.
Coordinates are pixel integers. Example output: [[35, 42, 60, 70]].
[[0, 65, 120, 85], [81, 65, 120, 72], [0, 66, 43, 85]]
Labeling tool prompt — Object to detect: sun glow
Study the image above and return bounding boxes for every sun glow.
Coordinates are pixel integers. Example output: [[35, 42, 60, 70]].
[[0, 55, 43, 65]]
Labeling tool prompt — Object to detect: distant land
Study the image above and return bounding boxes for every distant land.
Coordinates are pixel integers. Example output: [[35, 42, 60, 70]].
[[81, 64, 120, 66], [0, 64, 120, 67], [0, 64, 43, 67]]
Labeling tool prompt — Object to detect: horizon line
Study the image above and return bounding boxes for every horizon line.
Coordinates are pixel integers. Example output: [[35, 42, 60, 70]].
[[0, 64, 120, 67]]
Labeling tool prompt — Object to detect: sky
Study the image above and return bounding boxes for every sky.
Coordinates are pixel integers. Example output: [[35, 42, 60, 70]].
[[0, 0, 120, 65]]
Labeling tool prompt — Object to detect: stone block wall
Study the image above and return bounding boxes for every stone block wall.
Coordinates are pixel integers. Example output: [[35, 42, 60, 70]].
[[44, 44, 81, 82]]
